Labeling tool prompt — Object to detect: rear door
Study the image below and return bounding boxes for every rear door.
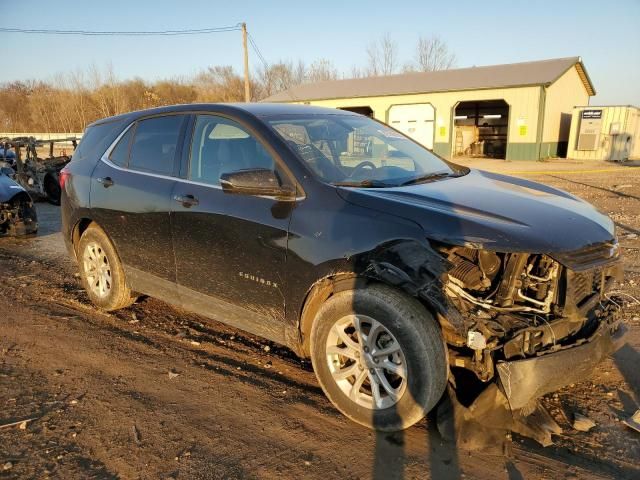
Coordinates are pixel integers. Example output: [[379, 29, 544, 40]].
[[170, 113, 295, 344], [90, 114, 188, 283]]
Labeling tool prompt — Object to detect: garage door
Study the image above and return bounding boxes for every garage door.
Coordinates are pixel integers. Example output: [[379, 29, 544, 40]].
[[388, 104, 435, 149]]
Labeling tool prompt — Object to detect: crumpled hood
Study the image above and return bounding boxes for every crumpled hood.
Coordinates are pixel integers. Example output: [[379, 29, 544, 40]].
[[0, 172, 27, 202], [337, 169, 615, 253]]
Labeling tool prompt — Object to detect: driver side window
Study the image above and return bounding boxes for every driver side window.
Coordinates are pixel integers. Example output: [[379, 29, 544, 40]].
[[189, 115, 276, 186]]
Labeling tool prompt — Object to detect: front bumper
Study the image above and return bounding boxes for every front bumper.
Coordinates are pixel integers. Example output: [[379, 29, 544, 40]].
[[496, 317, 626, 410]]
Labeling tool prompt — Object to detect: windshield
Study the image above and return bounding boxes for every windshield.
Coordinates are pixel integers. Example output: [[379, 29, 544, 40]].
[[266, 113, 462, 187]]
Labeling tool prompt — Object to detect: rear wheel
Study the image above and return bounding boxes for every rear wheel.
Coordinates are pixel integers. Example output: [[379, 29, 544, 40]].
[[310, 284, 447, 431], [77, 224, 136, 311]]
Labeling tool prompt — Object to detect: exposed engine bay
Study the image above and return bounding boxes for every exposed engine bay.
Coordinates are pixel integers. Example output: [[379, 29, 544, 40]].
[[0, 193, 38, 236], [0, 167, 38, 236], [433, 243, 624, 446]]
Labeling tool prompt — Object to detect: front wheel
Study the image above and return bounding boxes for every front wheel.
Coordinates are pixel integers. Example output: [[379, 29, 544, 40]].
[[310, 284, 447, 431]]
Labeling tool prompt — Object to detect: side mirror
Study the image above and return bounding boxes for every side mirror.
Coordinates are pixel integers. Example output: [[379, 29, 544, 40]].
[[220, 168, 296, 200]]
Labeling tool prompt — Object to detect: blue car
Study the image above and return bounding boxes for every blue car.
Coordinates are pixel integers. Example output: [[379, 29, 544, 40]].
[[0, 147, 16, 167], [0, 165, 38, 235]]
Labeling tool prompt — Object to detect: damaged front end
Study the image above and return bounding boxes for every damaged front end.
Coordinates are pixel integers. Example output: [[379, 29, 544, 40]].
[[0, 169, 38, 236], [435, 241, 624, 445]]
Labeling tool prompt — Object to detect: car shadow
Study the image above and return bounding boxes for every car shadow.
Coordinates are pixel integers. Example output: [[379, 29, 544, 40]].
[[425, 407, 463, 480], [371, 404, 464, 480], [372, 429, 406, 480], [613, 343, 640, 403]]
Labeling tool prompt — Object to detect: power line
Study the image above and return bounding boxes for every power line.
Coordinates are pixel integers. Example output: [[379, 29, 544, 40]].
[[247, 35, 268, 68], [0, 25, 242, 36], [248, 32, 299, 101], [247, 33, 269, 70]]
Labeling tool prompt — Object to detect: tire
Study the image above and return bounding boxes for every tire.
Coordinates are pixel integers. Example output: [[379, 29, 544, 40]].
[[310, 283, 447, 431], [77, 224, 136, 311], [44, 174, 61, 205]]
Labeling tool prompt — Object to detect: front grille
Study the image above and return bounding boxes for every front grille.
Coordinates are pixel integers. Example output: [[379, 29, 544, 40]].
[[552, 240, 619, 272]]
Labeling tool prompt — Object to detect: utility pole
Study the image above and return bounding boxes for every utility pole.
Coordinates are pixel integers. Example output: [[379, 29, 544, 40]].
[[241, 22, 251, 102]]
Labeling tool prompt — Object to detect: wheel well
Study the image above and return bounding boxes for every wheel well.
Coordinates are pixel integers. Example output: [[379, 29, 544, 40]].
[[72, 218, 95, 257], [298, 273, 368, 357], [9, 191, 32, 205], [298, 272, 444, 357]]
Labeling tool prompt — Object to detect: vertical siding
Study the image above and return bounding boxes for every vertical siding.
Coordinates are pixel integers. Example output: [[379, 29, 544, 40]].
[[629, 108, 640, 158], [567, 106, 640, 160], [298, 86, 541, 160], [541, 66, 591, 157]]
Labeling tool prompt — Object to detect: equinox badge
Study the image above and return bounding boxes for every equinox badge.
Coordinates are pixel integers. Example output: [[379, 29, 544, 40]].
[[239, 272, 279, 288]]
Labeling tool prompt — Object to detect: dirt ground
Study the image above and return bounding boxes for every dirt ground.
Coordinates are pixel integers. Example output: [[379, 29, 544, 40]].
[[1, 160, 639, 480]]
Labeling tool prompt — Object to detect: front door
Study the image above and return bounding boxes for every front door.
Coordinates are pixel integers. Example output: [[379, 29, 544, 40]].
[[170, 114, 295, 344]]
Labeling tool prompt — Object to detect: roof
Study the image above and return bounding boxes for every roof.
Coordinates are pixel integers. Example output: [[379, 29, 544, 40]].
[[89, 103, 354, 127], [228, 103, 360, 116], [264, 57, 596, 102]]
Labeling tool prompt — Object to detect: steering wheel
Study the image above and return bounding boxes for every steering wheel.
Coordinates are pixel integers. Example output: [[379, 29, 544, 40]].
[[349, 160, 377, 178], [286, 139, 343, 180]]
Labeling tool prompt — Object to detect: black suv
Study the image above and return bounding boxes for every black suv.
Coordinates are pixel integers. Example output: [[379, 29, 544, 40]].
[[61, 103, 624, 433]]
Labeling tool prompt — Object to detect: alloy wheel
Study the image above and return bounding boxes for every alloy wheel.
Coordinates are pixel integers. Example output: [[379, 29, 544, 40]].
[[82, 241, 112, 298], [326, 314, 407, 409]]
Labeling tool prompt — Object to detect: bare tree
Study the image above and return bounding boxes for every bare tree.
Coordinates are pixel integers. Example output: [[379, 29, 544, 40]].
[[257, 60, 303, 98], [306, 58, 338, 83], [414, 35, 456, 72], [0, 46, 456, 132], [153, 80, 197, 105], [349, 65, 365, 79], [194, 66, 245, 103], [0, 81, 32, 131], [69, 70, 90, 129], [256, 58, 338, 98], [88, 63, 125, 118], [366, 34, 398, 76]]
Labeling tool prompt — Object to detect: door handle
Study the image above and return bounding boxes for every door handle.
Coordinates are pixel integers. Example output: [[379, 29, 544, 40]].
[[96, 176, 114, 188], [173, 194, 199, 207]]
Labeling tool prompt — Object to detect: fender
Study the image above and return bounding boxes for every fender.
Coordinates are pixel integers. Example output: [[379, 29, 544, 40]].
[[296, 238, 466, 357]]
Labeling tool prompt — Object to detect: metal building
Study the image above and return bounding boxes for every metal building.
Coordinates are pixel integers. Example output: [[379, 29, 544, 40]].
[[567, 105, 640, 161], [264, 57, 595, 161]]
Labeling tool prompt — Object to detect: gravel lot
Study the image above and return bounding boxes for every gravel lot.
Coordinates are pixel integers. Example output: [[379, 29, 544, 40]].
[[1, 160, 639, 479]]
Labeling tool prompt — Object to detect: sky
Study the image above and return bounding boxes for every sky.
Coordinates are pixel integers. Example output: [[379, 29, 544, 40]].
[[2, 0, 639, 105]]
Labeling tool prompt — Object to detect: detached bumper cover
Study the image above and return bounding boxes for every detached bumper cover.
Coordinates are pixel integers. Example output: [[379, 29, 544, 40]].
[[496, 319, 626, 410]]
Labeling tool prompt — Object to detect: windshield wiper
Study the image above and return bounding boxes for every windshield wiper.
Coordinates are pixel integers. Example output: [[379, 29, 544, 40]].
[[399, 172, 453, 186], [333, 179, 394, 188]]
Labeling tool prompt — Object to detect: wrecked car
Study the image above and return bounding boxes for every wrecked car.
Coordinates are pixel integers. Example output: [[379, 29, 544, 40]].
[[60, 104, 624, 440], [0, 145, 16, 166], [0, 163, 38, 236], [1, 136, 77, 205]]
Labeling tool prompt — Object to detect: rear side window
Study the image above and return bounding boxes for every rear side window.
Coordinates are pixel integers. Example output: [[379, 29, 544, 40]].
[[73, 120, 126, 162], [109, 126, 134, 167], [128, 115, 185, 175]]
